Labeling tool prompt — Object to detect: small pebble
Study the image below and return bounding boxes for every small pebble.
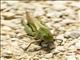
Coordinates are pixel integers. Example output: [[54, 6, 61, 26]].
[[67, 46, 76, 52], [64, 30, 80, 39], [34, 8, 45, 16], [40, 58, 48, 60], [53, 2, 67, 10], [3, 22, 19, 29], [2, 12, 15, 20], [56, 34, 64, 40], [66, 55, 76, 60], [75, 41, 80, 49], [2, 49, 13, 58], [56, 46, 65, 52], [44, 53, 53, 59], [28, 45, 41, 52], [2, 26, 12, 32], [33, 56, 39, 60]]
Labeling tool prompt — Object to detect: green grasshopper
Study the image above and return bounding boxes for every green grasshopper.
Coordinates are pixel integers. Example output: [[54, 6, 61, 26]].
[[21, 12, 55, 50]]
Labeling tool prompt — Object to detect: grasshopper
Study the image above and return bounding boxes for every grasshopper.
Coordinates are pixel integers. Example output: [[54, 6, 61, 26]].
[[21, 11, 55, 50]]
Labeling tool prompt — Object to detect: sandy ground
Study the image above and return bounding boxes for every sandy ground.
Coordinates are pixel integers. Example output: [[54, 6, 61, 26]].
[[0, 1, 80, 60]]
